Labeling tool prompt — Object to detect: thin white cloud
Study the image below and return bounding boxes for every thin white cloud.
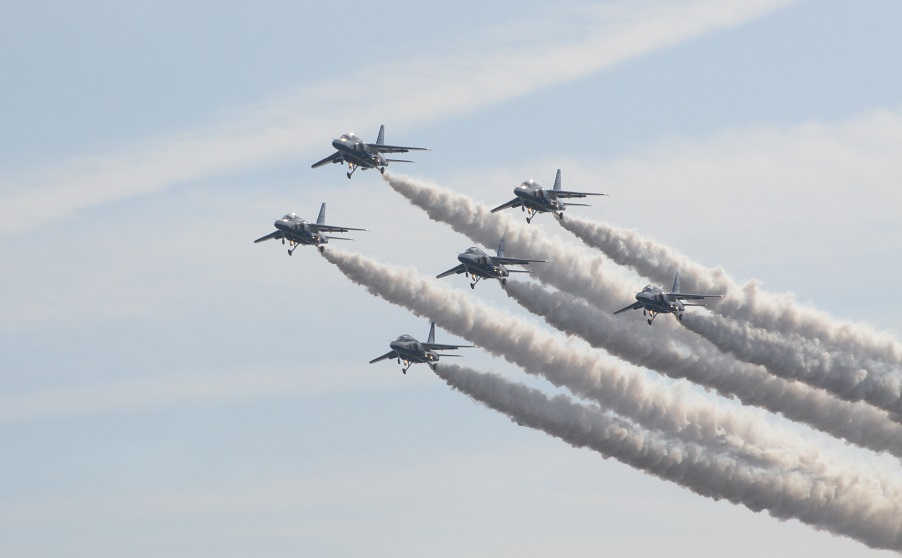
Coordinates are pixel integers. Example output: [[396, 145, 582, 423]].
[[0, 0, 797, 238], [0, 364, 416, 425]]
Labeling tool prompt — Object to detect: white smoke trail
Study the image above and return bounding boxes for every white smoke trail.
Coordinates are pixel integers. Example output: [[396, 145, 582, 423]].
[[381, 173, 634, 308], [435, 362, 902, 552], [504, 279, 902, 457], [558, 214, 902, 370], [319, 246, 902, 496], [680, 312, 902, 415], [558, 214, 902, 415], [382, 173, 902, 423]]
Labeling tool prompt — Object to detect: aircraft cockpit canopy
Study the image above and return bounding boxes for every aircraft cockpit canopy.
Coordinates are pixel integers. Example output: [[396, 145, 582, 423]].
[[519, 180, 539, 189], [340, 133, 360, 142], [396, 334, 416, 342], [281, 213, 300, 221], [641, 285, 656, 293], [464, 247, 481, 255]]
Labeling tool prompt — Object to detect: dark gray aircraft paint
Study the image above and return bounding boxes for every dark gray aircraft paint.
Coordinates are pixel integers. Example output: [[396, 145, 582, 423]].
[[253, 202, 367, 256], [369, 322, 474, 374], [436, 236, 546, 289], [311, 124, 430, 178], [491, 169, 607, 223], [614, 272, 722, 325]]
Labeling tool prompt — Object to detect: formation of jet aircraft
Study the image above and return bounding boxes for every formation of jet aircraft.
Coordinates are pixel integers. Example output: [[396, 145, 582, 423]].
[[369, 322, 474, 374], [491, 169, 608, 223], [436, 237, 547, 289], [614, 272, 723, 325], [311, 125, 430, 179], [253, 202, 367, 255], [257, 124, 723, 370]]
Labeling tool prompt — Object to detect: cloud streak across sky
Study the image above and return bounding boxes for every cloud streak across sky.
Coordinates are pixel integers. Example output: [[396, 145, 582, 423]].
[[0, 0, 796, 238]]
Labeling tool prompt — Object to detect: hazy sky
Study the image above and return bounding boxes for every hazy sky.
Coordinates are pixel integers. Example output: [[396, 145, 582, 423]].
[[2, 1, 902, 556]]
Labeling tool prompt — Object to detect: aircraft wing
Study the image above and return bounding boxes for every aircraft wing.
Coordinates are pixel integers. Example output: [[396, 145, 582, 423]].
[[369, 350, 399, 364], [553, 190, 608, 199], [311, 151, 343, 168], [309, 224, 369, 233], [373, 144, 430, 154], [492, 256, 547, 265], [490, 198, 522, 213], [670, 293, 723, 301], [613, 301, 644, 315], [436, 264, 467, 279], [253, 230, 284, 243], [424, 343, 475, 351]]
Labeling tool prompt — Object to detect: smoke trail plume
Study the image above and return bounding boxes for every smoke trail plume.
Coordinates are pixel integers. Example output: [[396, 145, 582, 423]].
[[558, 214, 902, 370], [435, 362, 902, 552], [320, 245, 902, 493], [680, 312, 902, 416], [320, 247, 784, 458], [504, 279, 902, 457], [381, 173, 902, 422], [381, 172, 635, 309]]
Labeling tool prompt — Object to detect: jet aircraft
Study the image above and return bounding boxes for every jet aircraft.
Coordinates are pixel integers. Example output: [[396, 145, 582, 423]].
[[614, 272, 722, 325], [436, 237, 546, 289], [253, 202, 367, 256], [369, 322, 474, 374], [491, 169, 607, 223], [311, 124, 430, 178]]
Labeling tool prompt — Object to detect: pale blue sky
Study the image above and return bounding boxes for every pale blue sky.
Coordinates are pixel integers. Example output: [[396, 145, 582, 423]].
[[2, 1, 902, 556]]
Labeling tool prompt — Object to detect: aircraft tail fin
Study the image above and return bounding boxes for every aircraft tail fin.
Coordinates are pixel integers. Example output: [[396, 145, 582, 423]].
[[553, 168, 562, 191], [496, 236, 506, 258], [376, 125, 385, 146], [672, 272, 680, 294], [427, 321, 436, 344], [316, 203, 326, 225]]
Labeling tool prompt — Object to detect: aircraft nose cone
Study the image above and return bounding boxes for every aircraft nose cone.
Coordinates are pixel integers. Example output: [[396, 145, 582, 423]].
[[332, 139, 343, 149]]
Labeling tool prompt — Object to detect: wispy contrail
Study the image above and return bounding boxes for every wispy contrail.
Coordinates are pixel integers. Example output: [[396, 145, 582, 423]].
[[434, 363, 902, 552], [558, 214, 902, 414], [504, 280, 902, 457], [558, 214, 902, 369], [319, 246, 900, 478]]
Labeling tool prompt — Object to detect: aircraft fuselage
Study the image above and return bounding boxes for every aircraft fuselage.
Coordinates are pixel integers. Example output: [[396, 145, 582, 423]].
[[635, 288, 683, 315], [514, 184, 564, 214], [332, 137, 386, 170], [458, 251, 508, 280], [390, 339, 438, 365], [274, 218, 328, 247]]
